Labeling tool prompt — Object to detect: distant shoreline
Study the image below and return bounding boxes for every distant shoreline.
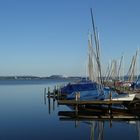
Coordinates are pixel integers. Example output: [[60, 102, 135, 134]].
[[0, 76, 82, 81]]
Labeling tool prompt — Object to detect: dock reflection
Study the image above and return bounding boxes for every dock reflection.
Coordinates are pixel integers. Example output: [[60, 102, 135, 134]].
[[137, 121, 140, 140], [58, 104, 140, 121], [44, 90, 56, 114], [45, 91, 140, 140], [58, 105, 140, 140]]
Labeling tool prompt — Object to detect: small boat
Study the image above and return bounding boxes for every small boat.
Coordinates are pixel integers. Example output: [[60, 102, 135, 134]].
[[60, 9, 136, 102], [61, 80, 98, 95], [64, 85, 136, 101], [66, 88, 99, 100], [61, 9, 103, 100], [104, 90, 136, 101]]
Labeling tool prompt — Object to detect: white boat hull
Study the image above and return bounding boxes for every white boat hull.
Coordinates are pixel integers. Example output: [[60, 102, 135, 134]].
[[105, 94, 136, 101]]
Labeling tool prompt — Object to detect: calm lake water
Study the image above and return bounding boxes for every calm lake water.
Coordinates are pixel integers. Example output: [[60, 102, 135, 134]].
[[0, 79, 139, 140]]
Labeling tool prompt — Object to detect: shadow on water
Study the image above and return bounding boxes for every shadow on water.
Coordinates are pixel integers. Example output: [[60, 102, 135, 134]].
[[44, 92, 140, 140], [44, 89, 58, 115], [58, 105, 140, 140]]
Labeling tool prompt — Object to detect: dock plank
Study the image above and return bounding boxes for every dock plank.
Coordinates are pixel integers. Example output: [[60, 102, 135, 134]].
[[58, 100, 129, 105]]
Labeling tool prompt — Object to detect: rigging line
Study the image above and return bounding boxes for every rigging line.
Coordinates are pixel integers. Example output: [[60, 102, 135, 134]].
[[117, 54, 124, 81], [90, 8, 103, 81]]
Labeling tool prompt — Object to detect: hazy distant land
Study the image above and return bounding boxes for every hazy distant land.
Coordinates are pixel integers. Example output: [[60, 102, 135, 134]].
[[0, 75, 82, 81]]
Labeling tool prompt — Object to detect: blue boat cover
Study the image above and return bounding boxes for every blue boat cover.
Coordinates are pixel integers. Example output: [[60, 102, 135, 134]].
[[61, 81, 97, 94]]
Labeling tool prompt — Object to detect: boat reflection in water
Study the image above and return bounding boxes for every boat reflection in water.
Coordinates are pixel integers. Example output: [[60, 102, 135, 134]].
[[45, 92, 140, 140], [58, 105, 140, 140]]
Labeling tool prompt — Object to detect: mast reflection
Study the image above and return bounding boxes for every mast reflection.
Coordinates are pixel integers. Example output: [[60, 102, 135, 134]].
[[58, 105, 140, 140]]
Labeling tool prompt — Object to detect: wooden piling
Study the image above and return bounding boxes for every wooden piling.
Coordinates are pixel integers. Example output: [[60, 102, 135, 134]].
[[75, 92, 80, 101], [44, 88, 47, 104], [53, 88, 56, 101], [44, 88, 46, 95], [48, 87, 50, 98], [109, 91, 112, 101], [57, 88, 62, 100], [53, 98, 55, 111]]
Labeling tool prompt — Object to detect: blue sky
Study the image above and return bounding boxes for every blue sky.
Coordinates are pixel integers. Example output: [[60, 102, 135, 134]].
[[0, 0, 140, 77]]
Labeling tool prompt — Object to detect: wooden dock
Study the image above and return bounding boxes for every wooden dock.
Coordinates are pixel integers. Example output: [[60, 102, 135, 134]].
[[58, 99, 129, 106], [58, 108, 140, 121]]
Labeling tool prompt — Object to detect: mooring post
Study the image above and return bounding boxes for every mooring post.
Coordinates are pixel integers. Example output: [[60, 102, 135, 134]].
[[77, 92, 80, 100], [53, 87, 56, 110], [48, 87, 50, 98], [53, 97, 55, 111], [75, 92, 80, 115], [44, 88, 47, 104], [75, 92, 80, 101], [54, 85, 57, 95], [75, 92, 78, 101], [58, 87, 62, 100], [109, 91, 112, 101], [57, 85, 61, 99], [53, 86, 56, 101], [44, 88, 47, 95], [56, 85, 58, 98], [57, 85, 61, 106], [108, 91, 112, 113]]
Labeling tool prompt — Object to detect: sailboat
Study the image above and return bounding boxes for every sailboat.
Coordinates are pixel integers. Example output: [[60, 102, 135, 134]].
[[60, 9, 104, 100], [61, 8, 136, 102], [60, 34, 99, 99], [88, 8, 136, 101]]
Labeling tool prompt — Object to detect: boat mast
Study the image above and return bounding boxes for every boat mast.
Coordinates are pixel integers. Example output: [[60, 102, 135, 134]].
[[117, 55, 124, 81], [127, 50, 138, 81], [88, 33, 94, 82], [90, 8, 103, 92]]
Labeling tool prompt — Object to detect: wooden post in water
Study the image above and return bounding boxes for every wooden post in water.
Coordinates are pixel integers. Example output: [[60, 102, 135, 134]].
[[75, 92, 78, 115], [53, 97, 55, 111], [53, 86, 56, 100], [44, 87, 46, 94], [44, 88, 47, 104], [75, 92, 80, 101], [56, 85, 59, 95], [57, 85, 60, 100], [108, 91, 112, 118], [48, 87, 50, 98], [108, 105, 113, 128], [109, 91, 112, 101], [52, 86, 56, 111], [58, 86, 62, 100], [57, 85, 61, 107], [75, 92, 78, 101], [47, 87, 51, 114], [75, 92, 80, 128], [77, 92, 80, 100], [75, 92, 80, 115]]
